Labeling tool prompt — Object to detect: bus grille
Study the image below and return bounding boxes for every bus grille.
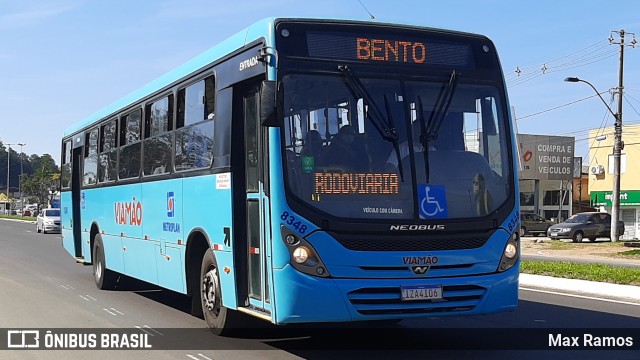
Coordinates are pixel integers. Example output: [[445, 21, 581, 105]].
[[330, 233, 488, 252], [346, 285, 485, 315]]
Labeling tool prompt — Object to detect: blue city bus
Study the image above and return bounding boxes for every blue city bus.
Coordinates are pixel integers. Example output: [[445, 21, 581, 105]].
[[60, 17, 520, 334]]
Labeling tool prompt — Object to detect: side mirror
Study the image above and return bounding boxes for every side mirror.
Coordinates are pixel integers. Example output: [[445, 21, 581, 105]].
[[260, 80, 278, 127]]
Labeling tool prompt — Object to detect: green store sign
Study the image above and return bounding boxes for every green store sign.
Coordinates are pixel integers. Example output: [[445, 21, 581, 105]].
[[590, 190, 640, 207]]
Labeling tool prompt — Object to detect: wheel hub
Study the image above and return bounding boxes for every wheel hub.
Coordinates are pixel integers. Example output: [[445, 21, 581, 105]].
[[202, 269, 218, 311], [95, 259, 103, 280]]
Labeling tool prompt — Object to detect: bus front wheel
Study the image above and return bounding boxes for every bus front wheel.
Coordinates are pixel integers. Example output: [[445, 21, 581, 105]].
[[200, 249, 239, 335], [92, 234, 117, 290]]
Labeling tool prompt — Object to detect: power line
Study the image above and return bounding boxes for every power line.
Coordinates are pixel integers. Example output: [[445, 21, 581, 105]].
[[357, 0, 375, 19], [515, 93, 607, 121], [506, 39, 616, 86]]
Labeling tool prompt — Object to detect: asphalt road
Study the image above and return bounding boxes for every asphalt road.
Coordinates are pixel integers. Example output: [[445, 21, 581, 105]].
[[1, 220, 639, 360]]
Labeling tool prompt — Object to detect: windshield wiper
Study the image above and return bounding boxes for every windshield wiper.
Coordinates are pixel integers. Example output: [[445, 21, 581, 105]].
[[417, 70, 458, 183], [337, 65, 404, 179]]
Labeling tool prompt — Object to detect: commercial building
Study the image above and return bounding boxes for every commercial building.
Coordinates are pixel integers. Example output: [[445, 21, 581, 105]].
[[588, 124, 640, 240], [518, 134, 578, 222]]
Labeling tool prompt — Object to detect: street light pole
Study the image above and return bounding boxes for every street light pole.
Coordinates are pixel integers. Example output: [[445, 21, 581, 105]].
[[17, 143, 26, 215], [564, 76, 621, 241]]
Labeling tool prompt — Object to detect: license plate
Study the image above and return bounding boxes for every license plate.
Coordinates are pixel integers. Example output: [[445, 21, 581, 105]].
[[401, 285, 442, 301], [550, 233, 558, 237]]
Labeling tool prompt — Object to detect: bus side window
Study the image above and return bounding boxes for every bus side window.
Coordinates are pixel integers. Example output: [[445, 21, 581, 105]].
[[83, 128, 99, 186], [143, 95, 174, 176], [61, 140, 72, 189], [98, 118, 118, 183], [175, 75, 215, 171], [119, 109, 142, 179]]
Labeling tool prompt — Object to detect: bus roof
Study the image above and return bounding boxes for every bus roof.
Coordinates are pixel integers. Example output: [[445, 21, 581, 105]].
[[63, 17, 278, 137], [63, 17, 489, 138]]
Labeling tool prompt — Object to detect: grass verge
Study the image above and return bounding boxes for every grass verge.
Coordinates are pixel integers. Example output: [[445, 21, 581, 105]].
[[521, 260, 640, 286], [0, 215, 36, 221]]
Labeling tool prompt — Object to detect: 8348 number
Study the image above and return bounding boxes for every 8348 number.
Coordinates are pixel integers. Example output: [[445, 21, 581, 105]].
[[280, 211, 307, 234]]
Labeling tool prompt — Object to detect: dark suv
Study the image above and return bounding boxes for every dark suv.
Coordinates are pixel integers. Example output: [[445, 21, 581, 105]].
[[520, 213, 554, 237], [547, 212, 624, 242]]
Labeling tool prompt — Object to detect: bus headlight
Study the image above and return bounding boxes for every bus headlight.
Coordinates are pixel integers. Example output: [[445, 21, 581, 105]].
[[498, 230, 519, 272], [504, 243, 517, 259], [281, 225, 330, 278], [292, 246, 310, 264]]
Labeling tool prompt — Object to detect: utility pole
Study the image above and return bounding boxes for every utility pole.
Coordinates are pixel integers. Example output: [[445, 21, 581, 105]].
[[609, 29, 636, 242], [5, 143, 15, 214]]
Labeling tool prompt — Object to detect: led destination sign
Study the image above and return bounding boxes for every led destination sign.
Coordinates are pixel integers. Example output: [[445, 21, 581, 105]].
[[304, 31, 475, 68], [315, 172, 399, 195], [356, 38, 426, 63]]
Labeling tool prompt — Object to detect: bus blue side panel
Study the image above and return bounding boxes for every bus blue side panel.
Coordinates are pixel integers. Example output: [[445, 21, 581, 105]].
[[158, 245, 184, 293], [182, 174, 237, 308], [101, 233, 124, 273], [60, 192, 75, 258], [122, 237, 159, 284], [141, 178, 185, 293], [91, 183, 153, 283]]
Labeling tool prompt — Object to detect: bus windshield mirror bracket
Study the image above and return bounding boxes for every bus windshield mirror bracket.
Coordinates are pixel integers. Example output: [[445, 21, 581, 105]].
[[260, 80, 278, 127]]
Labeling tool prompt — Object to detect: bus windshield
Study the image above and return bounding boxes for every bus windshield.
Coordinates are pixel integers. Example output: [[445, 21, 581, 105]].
[[282, 73, 511, 220]]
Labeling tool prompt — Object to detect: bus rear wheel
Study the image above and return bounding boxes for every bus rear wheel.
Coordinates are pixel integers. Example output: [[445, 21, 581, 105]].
[[200, 249, 240, 335], [92, 234, 117, 290]]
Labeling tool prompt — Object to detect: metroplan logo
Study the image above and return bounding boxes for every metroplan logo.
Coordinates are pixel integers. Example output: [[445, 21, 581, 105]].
[[167, 192, 175, 217]]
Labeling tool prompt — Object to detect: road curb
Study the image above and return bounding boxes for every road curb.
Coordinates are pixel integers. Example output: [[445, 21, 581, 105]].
[[520, 273, 640, 302]]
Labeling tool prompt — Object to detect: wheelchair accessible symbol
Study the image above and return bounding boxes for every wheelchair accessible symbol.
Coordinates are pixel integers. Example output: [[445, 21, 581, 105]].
[[418, 184, 448, 219]]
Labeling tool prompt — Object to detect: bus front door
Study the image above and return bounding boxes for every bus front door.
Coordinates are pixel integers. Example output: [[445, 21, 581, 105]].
[[233, 80, 271, 316], [63, 143, 84, 262]]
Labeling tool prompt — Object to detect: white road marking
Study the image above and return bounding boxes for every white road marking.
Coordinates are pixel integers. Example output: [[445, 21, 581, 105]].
[[103, 308, 118, 316], [79, 295, 90, 301], [59, 284, 74, 290], [186, 355, 199, 360], [110, 308, 125, 315], [520, 287, 640, 306], [86, 295, 97, 301], [143, 325, 164, 336], [134, 325, 164, 336], [135, 326, 154, 336], [198, 354, 212, 360]]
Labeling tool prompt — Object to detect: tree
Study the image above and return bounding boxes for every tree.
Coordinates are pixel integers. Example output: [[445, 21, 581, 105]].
[[21, 165, 60, 212]]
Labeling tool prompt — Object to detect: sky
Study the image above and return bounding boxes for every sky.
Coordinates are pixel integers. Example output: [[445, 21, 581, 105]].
[[1, 0, 639, 167]]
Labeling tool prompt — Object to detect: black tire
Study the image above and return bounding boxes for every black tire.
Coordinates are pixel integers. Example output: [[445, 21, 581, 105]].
[[572, 231, 584, 243], [588, 237, 597, 242], [92, 234, 117, 290], [200, 249, 241, 335], [36, 223, 41, 233]]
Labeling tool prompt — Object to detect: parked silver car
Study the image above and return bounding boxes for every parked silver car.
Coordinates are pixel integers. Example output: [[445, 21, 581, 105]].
[[36, 208, 61, 234]]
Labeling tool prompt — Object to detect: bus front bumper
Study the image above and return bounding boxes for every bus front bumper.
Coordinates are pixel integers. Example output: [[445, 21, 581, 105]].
[[272, 264, 518, 324]]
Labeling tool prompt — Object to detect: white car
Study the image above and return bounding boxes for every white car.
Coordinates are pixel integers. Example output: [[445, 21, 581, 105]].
[[36, 208, 61, 234]]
